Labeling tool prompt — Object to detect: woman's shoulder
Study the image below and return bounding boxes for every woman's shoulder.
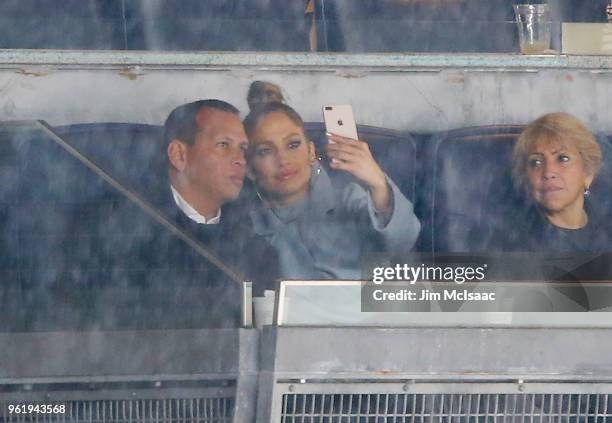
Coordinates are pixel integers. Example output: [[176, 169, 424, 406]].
[[585, 201, 612, 251], [482, 204, 544, 252]]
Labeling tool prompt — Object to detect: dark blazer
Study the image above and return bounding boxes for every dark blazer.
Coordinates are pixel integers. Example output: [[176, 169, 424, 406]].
[[47, 181, 279, 331], [128, 182, 280, 327], [156, 185, 278, 287]]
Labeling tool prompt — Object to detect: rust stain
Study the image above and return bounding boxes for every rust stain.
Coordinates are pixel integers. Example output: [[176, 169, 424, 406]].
[[15, 69, 48, 77], [564, 74, 574, 82], [119, 69, 138, 80], [335, 71, 366, 79], [119, 67, 144, 80], [447, 73, 465, 84]]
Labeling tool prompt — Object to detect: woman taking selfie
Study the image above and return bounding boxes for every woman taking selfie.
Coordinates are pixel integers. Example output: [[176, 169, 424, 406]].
[[243, 101, 420, 279]]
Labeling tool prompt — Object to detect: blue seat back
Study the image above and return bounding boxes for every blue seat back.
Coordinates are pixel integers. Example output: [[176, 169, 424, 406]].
[[419, 126, 524, 252], [304, 122, 417, 203], [54, 123, 165, 196]]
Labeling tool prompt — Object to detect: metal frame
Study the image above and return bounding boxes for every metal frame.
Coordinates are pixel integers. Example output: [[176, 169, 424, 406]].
[[0, 329, 259, 423], [0, 326, 611, 421], [276, 383, 612, 396], [258, 327, 612, 422], [273, 384, 612, 422], [0, 383, 236, 422]]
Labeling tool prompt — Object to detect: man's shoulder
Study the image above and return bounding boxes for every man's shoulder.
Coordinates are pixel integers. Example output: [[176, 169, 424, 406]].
[[141, 180, 178, 217], [220, 200, 259, 239], [142, 178, 259, 243]]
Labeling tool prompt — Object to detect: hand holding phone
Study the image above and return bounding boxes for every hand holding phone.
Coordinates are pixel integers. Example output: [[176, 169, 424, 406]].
[[326, 133, 391, 213], [323, 105, 358, 140], [323, 105, 391, 212]]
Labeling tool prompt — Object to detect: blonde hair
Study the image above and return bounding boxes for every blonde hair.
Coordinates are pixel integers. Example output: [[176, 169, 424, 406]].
[[512, 112, 602, 194]]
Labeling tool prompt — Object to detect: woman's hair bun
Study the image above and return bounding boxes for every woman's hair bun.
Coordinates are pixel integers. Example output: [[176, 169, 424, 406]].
[[247, 81, 285, 111]]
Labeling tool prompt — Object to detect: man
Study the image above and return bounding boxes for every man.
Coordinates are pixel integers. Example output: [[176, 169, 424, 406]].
[[135, 99, 278, 328], [164, 100, 247, 223]]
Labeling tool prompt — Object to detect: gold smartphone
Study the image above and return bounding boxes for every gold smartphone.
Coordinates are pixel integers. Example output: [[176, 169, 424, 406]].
[[323, 105, 358, 140]]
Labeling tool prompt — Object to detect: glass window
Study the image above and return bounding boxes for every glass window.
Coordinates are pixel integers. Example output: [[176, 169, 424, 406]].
[[0, 1, 609, 53], [0, 121, 248, 331]]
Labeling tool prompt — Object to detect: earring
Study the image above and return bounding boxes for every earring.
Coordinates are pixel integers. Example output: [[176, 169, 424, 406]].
[[584, 187, 591, 197], [311, 161, 321, 174]]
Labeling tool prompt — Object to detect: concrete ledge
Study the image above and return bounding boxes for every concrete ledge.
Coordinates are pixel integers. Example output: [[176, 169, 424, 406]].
[[2, 49, 612, 71]]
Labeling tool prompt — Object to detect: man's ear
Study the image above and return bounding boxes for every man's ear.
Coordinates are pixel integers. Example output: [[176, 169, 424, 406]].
[[167, 139, 188, 172]]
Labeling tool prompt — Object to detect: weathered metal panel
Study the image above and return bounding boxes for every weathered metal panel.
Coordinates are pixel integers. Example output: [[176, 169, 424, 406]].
[[262, 327, 612, 380], [0, 329, 258, 382]]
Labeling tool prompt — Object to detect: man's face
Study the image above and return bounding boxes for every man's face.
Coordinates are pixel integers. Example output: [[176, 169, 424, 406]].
[[182, 108, 248, 206]]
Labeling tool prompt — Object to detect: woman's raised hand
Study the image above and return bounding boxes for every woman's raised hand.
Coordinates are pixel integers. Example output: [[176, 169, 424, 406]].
[[326, 133, 391, 212]]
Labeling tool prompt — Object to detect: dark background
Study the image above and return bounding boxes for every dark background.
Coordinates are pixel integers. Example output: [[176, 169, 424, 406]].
[[0, 0, 609, 52]]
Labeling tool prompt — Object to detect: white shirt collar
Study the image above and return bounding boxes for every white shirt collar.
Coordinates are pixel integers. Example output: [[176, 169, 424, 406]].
[[170, 185, 221, 225]]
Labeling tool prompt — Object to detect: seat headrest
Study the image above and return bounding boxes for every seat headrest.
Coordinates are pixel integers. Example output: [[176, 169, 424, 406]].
[[304, 122, 417, 201], [428, 127, 524, 252]]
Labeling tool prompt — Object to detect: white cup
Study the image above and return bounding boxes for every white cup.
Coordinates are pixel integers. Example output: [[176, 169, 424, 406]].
[[253, 290, 275, 329]]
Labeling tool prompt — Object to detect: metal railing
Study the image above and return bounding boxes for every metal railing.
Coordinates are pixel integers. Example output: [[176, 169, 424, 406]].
[[0, 380, 236, 423], [0, 329, 258, 423], [257, 328, 612, 422], [1, 397, 234, 423], [2, 328, 612, 422], [279, 391, 612, 422]]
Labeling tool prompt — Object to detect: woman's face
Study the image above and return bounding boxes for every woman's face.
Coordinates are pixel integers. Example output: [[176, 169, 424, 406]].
[[248, 111, 315, 206], [526, 137, 594, 221]]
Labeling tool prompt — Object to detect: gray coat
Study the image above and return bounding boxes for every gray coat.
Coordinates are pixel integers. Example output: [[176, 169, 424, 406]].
[[249, 165, 420, 280]]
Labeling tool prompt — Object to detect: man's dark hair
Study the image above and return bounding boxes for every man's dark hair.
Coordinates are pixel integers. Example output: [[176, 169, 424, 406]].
[[163, 99, 240, 148]]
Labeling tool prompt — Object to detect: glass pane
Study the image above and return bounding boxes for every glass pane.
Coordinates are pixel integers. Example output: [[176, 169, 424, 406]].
[[0, 121, 245, 331], [277, 280, 612, 327], [0, 0, 610, 53]]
